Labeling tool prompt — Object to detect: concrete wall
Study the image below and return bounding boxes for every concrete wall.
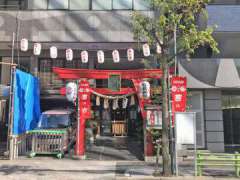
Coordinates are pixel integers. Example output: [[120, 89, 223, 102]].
[[207, 5, 240, 32], [0, 10, 152, 43], [204, 90, 225, 152]]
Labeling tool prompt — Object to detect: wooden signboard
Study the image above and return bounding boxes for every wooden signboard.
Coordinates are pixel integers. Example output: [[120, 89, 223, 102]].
[[108, 74, 121, 91]]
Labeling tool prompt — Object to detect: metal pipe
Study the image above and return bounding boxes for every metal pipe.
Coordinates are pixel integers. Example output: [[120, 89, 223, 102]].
[[7, 32, 15, 160]]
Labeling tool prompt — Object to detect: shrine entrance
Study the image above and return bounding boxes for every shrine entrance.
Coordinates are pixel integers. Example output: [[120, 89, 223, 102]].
[[53, 67, 162, 160], [88, 105, 144, 160]]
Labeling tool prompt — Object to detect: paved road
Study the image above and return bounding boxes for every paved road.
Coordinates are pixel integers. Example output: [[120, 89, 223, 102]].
[[0, 158, 238, 180]]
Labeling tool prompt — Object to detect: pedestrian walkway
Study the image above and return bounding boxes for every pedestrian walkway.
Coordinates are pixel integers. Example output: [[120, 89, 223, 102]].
[[0, 158, 238, 180]]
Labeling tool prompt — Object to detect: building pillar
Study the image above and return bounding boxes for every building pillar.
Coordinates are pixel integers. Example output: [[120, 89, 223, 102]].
[[204, 90, 224, 152]]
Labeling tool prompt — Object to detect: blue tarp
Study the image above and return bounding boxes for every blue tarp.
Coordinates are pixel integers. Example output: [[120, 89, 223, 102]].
[[13, 69, 41, 135]]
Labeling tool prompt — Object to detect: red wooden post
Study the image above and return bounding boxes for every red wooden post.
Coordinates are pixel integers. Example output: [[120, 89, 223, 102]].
[[76, 115, 86, 156], [75, 80, 91, 158]]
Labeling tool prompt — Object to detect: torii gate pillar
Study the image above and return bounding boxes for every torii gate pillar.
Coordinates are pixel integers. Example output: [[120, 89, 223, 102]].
[[75, 80, 91, 158]]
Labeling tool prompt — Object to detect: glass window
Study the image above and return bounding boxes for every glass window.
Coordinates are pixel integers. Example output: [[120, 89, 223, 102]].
[[6, 0, 20, 9], [69, 0, 90, 10], [28, 0, 48, 9], [133, 0, 150, 10], [48, 0, 68, 9], [187, 91, 205, 148], [113, 0, 132, 10], [0, 0, 5, 9], [92, 0, 112, 10]]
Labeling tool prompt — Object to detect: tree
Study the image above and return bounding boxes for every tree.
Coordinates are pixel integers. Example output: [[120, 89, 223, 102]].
[[132, 0, 219, 176]]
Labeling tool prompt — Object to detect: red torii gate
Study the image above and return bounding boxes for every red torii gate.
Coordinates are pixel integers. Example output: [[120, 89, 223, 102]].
[[53, 67, 163, 158]]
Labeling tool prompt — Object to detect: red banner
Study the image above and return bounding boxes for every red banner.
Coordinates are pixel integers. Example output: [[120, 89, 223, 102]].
[[78, 80, 91, 119], [171, 76, 187, 126], [171, 76, 187, 112]]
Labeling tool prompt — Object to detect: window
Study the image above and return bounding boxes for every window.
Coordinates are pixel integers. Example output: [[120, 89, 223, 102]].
[[0, 0, 25, 9], [48, 0, 68, 9], [222, 95, 240, 151], [28, 0, 48, 9], [133, 0, 150, 10], [69, 0, 90, 10], [113, 0, 132, 10], [92, 0, 112, 10]]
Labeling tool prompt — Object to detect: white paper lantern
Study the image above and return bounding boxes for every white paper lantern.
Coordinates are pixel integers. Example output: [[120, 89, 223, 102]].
[[66, 82, 77, 102], [20, 38, 28, 52], [66, 48, 73, 61], [112, 50, 120, 63], [81, 50, 88, 63], [143, 43, 150, 57], [97, 50, 104, 64], [140, 81, 150, 99], [127, 48, 134, 61], [156, 44, 162, 54], [33, 43, 41, 56], [50, 46, 58, 59]]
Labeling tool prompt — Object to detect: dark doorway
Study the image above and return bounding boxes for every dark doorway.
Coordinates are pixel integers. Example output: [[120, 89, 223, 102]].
[[0, 99, 9, 158], [222, 94, 240, 152]]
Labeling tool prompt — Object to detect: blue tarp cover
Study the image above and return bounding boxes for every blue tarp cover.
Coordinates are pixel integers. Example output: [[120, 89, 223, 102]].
[[13, 69, 41, 135]]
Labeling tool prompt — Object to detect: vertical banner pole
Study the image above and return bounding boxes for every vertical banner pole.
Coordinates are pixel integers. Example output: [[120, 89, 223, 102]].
[[75, 80, 80, 156], [174, 25, 177, 76], [8, 32, 15, 160], [174, 118, 178, 176], [194, 112, 197, 176], [168, 69, 175, 174]]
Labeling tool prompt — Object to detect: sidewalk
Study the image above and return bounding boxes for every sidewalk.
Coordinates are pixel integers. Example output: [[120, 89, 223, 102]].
[[0, 158, 238, 180]]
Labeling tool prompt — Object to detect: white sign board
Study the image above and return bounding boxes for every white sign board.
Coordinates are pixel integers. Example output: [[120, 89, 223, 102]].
[[175, 112, 196, 144], [146, 110, 162, 128]]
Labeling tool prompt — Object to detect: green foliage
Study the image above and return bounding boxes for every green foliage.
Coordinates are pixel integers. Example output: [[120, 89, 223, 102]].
[[132, 0, 219, 60]]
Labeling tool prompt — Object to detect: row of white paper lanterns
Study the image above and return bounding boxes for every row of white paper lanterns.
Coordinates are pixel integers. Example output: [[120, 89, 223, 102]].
[[20, 38, 162, 63]]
